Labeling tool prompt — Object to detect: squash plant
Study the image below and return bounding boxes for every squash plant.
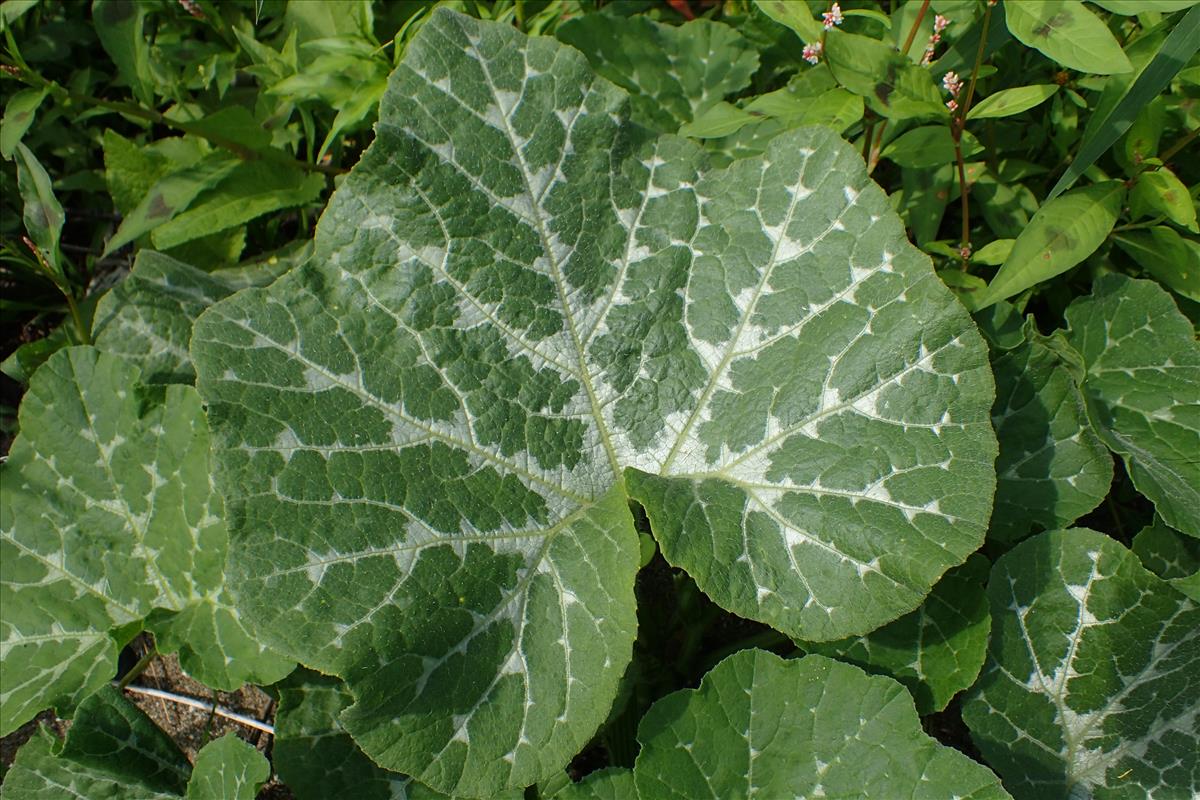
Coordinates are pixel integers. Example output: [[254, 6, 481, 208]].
[[1, 3, 1198, 800]]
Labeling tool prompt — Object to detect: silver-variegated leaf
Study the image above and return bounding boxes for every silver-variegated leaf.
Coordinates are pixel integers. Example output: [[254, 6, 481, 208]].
[[0, 347, 291, 736], [191, 9, 996, 795], [963, 528, 1199, 799]]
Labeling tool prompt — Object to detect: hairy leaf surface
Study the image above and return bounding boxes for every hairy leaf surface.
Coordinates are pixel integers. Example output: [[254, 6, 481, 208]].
[[1064, 275, 1200, 537], [963, 529, 1199, 799], [185, 735, 270, 800], [0, 348, 290, 735], [586, 650, 1010, 799], [192, 9, 996, 795]]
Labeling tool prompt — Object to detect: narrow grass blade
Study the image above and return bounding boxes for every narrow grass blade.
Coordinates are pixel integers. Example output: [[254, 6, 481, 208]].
[[1049, 5, 1200, 199]]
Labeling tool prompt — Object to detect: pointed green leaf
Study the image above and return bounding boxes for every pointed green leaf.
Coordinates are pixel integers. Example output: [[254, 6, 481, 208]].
[[678, 101, 756, 138], [2, 686, 191, 799], [1129, 168, 1198, 232], [1115, 226, 1200, 302], [754, 0, 824, 43], [963, 529, 1200, 800], [104, 156, 242, 257], [1005, 0, 1132, 74], [92, 0, 156, 106], [0, 347, 290, 735], [966, 84, 1060, 120], [627, 650, 1010, 798], [556, 16, 758, 133], [14, 143, 65, 276], [185, 734, 270, 800], [1, 87, 48, 160], [1064, 275, 1200, 537], [192, 10, 997, 794], [825, 31, 947, 120], [150, 163, 325, 250], [976, 181, 1124, 308], [989, 335, 1112, 544], [800, 557, 992, 714]]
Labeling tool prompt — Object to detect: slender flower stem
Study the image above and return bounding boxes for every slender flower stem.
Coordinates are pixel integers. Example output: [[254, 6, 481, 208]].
[[948, 2, 994, 270], [900, 0, 932, 56]]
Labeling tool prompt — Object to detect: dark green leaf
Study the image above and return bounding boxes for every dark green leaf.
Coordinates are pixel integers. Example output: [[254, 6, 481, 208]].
[[1115, 226, 1200, 302], [92, 0, 156, 106], [13, 143, 65, 276], [1065, 275, 1200, 537]]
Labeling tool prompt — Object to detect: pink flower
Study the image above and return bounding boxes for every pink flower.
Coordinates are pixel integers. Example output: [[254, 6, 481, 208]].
[[946, 98, 958, 112], [803, 41, 824, 64], [943, 71, 963, 96], [934, 14, 950, 33], [822, 2, 844, 30]]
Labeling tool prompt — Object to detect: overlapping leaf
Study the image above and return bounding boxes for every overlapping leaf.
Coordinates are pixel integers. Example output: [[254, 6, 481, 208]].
[[191, 9, 995, 795], [567, 650, 1010, 799], [800, 556, 991, 714], [4, 687, 269, 800], [0, 347, 291, 736], [556, 15, 758, 133], [1063, 275, 1200, 537], [92, 250, 289, 384], [963, 529, 1199, 799], [989, 332, 1112, 544]]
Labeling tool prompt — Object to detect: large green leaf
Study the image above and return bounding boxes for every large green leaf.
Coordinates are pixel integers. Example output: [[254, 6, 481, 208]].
[[2, 686, 191, 799], [191, 10, 996, 795], [1064, 275, 1200, 537], [92, 251, 288, 384], [1133, 516, 1200, 581], [0, 347, 291, 736], [185, 735, 270, 800], [4, 687, 271, 800], [963, 529, 1199, 799], [799, 556, 992, 714], [556, 16, 758, 133], [581, 650, 1010, 799], [989, 333, 1112, 544]]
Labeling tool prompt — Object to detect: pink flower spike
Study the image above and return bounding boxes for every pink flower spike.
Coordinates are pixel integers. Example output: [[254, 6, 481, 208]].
[[822, 2, 844, 30], [803, 41, 824, 64], [934, 14, 950, 33], [946, 99, 958, 112], [943, 71, 962, 96]]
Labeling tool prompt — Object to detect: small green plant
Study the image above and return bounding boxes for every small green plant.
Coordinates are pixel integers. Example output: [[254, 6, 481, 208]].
[[1, 2, 1197, 799]]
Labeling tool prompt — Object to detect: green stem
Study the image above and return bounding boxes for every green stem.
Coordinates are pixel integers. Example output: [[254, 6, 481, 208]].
[[1160, 125, 1199, 163], [117, 645, 157, 690], [958, 2, 993, 122], [64, 291, 91, 345]]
